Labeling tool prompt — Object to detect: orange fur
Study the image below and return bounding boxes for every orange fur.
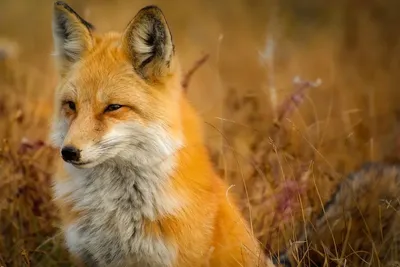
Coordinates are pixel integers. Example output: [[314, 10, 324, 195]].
[[51, 2, 275, 266]]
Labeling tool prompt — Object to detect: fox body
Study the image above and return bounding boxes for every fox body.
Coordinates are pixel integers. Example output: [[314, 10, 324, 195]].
[[275, 162, 400, 267], [50, 2, 273, 267]]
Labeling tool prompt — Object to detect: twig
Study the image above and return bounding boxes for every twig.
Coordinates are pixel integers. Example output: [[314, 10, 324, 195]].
[[276, 76, 322, 124], [269, 76, 322, 142], [181, 54, 210, 92]]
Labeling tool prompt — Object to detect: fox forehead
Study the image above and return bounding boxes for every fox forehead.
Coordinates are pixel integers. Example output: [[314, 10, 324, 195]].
[[58, 33, 163, 112]]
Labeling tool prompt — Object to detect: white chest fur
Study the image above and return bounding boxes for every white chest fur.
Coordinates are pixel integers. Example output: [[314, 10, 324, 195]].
[[54, 159, 181, 267]]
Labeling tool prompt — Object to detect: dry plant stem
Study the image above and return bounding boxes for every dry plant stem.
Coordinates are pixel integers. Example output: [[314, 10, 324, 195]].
[[274, 77, 322, 133], [261, 77, 322, 253], [258, 77, 322, 173], [181, 54, 210, 92]]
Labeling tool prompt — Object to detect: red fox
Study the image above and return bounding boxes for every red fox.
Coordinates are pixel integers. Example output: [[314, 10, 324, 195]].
[[50, 1, 274, 266], [273, 162, 400, 267]]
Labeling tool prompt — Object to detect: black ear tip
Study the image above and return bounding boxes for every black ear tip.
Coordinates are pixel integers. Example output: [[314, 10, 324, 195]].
[[54, 1, 68, 8], [54, 1, 73, 13], [53, 1, 95, 31], [138, 5, 165, 17], [140, 5, 163, 12]]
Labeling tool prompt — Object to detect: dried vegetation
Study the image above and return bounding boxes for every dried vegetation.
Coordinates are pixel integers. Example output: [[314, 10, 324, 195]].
[[1, 1, 400, 266]]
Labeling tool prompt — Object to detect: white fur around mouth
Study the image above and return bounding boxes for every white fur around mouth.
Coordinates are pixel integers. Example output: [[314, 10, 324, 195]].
[[69, 161, 93, 168]]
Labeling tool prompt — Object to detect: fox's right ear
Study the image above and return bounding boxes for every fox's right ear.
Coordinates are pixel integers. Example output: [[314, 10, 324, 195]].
[[52, 1, 94, 76]]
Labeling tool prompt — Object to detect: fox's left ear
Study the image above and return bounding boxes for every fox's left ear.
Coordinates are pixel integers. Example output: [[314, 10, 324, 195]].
[[52, 1, 94, 76], [122, 6, 175, 83]]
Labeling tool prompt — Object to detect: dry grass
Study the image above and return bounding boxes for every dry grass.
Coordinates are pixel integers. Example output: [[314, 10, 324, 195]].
[[1, 0, 400, 266]]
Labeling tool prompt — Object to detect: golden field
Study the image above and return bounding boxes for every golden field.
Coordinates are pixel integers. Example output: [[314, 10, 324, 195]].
[[1, 0, 400, 266]]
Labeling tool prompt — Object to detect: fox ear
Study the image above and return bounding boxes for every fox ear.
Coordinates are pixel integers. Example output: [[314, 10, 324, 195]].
[[123, 6, 175, 83], [52, 1, 94, 76]]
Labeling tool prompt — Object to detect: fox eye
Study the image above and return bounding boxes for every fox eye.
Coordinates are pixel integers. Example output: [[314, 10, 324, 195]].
[[104, 104, 122, 113], [66, 101, 76, 111]]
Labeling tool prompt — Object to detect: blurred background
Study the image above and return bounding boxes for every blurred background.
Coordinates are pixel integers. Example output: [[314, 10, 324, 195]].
[[1, 0, 400, 266]]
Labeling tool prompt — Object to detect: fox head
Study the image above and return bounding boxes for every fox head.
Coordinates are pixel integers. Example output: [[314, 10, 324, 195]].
[[51, 1, 183, 169]]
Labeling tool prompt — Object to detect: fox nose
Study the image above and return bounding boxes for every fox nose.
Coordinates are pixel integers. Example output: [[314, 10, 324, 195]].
[[61, 146, 81, 162]]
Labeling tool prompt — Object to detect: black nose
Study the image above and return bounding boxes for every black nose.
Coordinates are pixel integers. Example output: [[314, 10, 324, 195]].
[[61, 146, 80, 162]]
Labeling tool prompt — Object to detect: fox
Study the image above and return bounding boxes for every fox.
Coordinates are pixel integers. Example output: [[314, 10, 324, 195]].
[[273, 162, 400, 267], [49, 1, 275, 267]]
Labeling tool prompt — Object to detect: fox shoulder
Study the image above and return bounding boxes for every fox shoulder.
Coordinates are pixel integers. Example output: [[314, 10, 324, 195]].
[[275, 162, 400, 267]]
